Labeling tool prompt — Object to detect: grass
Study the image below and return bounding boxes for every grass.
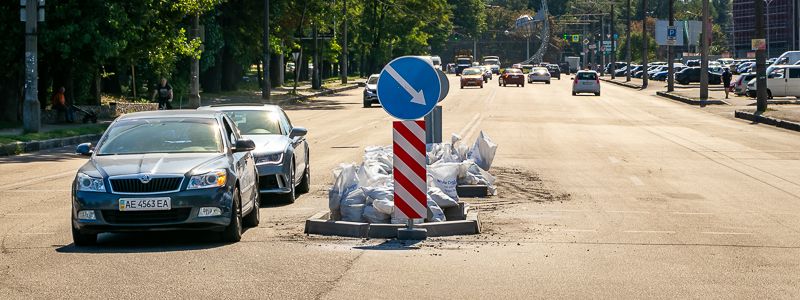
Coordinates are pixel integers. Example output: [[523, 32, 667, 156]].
[[0, 124, 109, 145]]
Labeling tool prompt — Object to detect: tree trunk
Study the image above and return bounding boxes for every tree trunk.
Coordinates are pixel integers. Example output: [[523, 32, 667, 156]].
[[256, 60, 263, 88], [201, 52, 222, 93], [220, 45, 241, 91], [270, 52, 283, 87]]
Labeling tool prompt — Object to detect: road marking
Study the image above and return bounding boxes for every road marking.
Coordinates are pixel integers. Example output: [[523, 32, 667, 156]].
[[608, 156, 621, 164], [701, 231, 754, 235], [672, 212, 713, 215], [346, 126, 364, 133], [623, 230, 676, 234], [629, 176, 645, 186], [458, 113, 481, 137], [605, 210, 651, 214]]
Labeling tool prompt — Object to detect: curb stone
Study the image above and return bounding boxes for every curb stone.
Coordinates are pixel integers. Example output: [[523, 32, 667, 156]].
[[734, 110, 800, 132], [1, 134, 102, 156], [282, 84, 361, 104], [599, 78, 642, 89], [656, 91, 728, 106]]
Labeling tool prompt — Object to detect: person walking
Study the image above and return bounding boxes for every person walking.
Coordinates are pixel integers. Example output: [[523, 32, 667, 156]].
[[51, 86, 74, 123], [152, 78, 174, 110], [722, 68, 733, 99]]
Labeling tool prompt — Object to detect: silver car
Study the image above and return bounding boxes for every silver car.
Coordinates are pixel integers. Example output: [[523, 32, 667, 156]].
[[572, 71, 601, 96], [199, 105, 310, 203], [363, 74, 379, 107]]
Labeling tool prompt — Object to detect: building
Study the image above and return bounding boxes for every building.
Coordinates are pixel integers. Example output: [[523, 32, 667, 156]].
[[732, 0, 799, 58]]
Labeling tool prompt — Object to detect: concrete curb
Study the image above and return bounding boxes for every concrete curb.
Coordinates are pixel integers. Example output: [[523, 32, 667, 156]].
[[656, 91, 728, 106], [282, 84, 361, 104], [734, 110, 800, 132], [600, 78, 642, 89], [304, 203, 480, 238], [1, 134, 102, 156]]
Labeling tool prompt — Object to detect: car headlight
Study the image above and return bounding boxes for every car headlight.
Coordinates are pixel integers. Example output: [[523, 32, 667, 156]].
[[256, 152, 283, 165], [76, 173, 106, 192], [187, 169, 227, 189]]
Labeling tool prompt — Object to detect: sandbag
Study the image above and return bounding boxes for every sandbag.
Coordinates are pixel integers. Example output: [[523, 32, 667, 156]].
[[362, 186, 393, 205], [363, 205, 390, 223], [428, 186, 458, 208], [341, 204, 366, 222], [342, 188, 366, 206], [468, 131, 497, 171], [373, 199, 395, 215], [328, 163, 359, 219], [427, 162, 460, 201], [427, 198, 446, 222], [363, 146, 393, 174], [458, 160, 489, 185], [357, 161, 392, 188]]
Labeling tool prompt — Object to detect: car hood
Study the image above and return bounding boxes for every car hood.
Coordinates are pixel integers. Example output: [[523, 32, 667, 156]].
[[366, 84, 377, 91], [89, 153, 226, 177], [244, 134, 289, 155]]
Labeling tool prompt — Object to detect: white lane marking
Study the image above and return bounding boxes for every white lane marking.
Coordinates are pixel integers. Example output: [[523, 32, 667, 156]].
[[346, 126, 364, 133], [701, 231, 754, 235], [605, 210, 651, 214], [672, 212, 713, 215], [629, 176, 645, 186], [623, 230, 676, 234], [561, 229, 597, 232], [458, 113, 481, 137], [608, 156, 621, 164]]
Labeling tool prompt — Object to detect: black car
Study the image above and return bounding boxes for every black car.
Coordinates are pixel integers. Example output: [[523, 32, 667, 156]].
[[71, 110, 261, 245], [605, 62, 627, 75], [675, 67, 722, 85], [558, 62, 571, 75], [546, 64, 561, 79]]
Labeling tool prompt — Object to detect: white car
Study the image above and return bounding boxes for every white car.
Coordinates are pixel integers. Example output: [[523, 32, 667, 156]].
[[527, 67, 551, 84], [746, 65, 800, 98], [572, 71, 601, 96], [363, 74, 379, 107]]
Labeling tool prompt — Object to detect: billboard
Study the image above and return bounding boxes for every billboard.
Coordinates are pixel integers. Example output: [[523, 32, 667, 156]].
[[655, 20, 703, 46]]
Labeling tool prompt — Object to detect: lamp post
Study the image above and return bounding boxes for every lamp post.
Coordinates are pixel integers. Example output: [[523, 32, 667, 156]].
[[22, 0, 44, 133]]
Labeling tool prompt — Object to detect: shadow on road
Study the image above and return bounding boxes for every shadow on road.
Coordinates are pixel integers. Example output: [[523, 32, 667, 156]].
[[353, 239, 422, 251], [54, 230, 242, 254], [0, 147, 84, 164]]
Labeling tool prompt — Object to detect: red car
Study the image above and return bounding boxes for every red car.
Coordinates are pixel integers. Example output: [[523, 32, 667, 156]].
[[499, 68, 525, 87]]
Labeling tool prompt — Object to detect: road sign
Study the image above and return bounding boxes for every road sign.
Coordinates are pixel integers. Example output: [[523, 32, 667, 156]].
[[583, 39, 590, 45], [666, 26, 677, 46], [393, 120, 427, 219], [572, 34, 580, 43], [751, 38, 766, 51], [436, 69, 449, 102], [613, 33, 619, 40], [377, 56, 441, 120], [588, 44, 596, 50]]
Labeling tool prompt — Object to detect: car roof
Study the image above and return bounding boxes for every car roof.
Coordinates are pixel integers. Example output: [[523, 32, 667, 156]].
[[198, 104, 281, 112], [117, 109, 223, 121]]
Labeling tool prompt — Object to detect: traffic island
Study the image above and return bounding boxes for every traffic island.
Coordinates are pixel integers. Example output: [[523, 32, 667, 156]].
[[304, 203, 481, 239], [656, 91, 728, 106], [735, 110, 800, 132], [599, 77, 643, 89]]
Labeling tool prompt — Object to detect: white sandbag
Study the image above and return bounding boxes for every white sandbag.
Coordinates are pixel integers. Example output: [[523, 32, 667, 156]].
[[373, 199, 395, 215], [362, 205, 390, 223], [328, 163, 359, 217], [357, 161, 392, 188], [427, 198, 446, 222], [458, 160, 490, 186], [428, 186, 458, 208], [391, 209, 423, 225], [468, 131, 498, 171], [341, 204, 366, 222], [426, 143, 443, 165], [364, 146, 393, 174], [341, 188, 366, 206], [427, 162, 460, 201], [362, 186, 393, 205]]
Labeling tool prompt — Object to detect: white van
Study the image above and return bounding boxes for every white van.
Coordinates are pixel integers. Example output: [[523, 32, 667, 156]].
[[772, 51, 800, 66], [746, 65, 800, 98]]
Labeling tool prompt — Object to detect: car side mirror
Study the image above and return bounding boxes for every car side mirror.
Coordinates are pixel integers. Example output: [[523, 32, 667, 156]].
[[289, 127, 308, 138], [76, 143, 93, 156], [233, 139, 256, 152]]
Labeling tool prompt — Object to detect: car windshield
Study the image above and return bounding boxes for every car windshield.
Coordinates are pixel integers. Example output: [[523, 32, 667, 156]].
[[224, 110, 283, 135], [533, 67, 548, 73], [97, 118, 223, 155], [505, 69, 522, 74], [463, 68, 481, 75], [577, 72, 597, 80], [367, 76, 379, 84], [484, 59, 499, 65]]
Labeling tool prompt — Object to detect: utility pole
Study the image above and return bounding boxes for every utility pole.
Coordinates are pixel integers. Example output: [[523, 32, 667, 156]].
[[641, 0, 649, 88], [667, 0, 675, 92], [626, 0, 632, 81], [262, 0, 271, 100], [22, 0, 42, 133], [312, 23, 321, 89], [700, 0, 710, 101], [755, 0, 768, 112], [188, 13, 201, 108], [611, 3, 616, 79], [340, 0, 348, 84]]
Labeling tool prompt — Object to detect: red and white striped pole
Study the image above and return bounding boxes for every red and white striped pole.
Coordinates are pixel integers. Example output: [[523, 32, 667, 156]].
[[393, 120, 427, 226]]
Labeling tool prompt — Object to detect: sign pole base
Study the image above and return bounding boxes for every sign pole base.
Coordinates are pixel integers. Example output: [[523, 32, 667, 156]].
[[398, 226, 427, 240]]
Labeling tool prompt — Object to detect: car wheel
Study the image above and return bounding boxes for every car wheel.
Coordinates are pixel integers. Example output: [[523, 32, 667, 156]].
[[243, 191, 260, 227], [503, 83, 506, 87], [460, 85, 464, 89], [572, 92, 577, 96], [296, 157, 310, 194], [595, 92, 600, 96], [221, 188, 243, 243], [71, 225, 97, 246], [282, 161, 297, 204], [363, 98, 371, 108], [521, 83, 524, 87], [546, 81, 550, 84], [767, 89, 773, 99], [480, 84, 484, 89]]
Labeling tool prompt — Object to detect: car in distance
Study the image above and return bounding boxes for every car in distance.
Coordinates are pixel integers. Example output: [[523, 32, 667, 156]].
[[479, 66, 493, 81], [675, 67, 722, 85], [362, 74, 379, 107], [527, 67, 551, 84], [746, 65, 800, 98], [460, 67, 485, 88], [199, 105, 310, 204], [71, 110, 260, 245], [572, 71, 601, 96], [732, 72, 755, 95], [499, 68, 525, 87], [546, 64, 561, 80]]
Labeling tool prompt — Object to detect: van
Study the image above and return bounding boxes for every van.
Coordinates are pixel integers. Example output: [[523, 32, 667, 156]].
[[746, 65, 800, 98], [772, 51, 800, 66]]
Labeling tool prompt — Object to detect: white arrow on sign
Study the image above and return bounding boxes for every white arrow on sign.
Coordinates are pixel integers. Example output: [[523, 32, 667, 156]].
[[384, 65, 426, 105]]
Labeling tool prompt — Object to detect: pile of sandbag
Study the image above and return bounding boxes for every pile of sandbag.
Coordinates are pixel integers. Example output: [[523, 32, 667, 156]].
[[328, 131, 498, 224]]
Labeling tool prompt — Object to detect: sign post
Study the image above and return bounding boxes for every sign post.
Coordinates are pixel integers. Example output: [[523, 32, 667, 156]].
[[377, 56, 442, 240]]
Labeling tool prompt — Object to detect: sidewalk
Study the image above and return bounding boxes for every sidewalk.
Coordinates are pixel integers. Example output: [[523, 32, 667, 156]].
[[201, 78, 363, 106]]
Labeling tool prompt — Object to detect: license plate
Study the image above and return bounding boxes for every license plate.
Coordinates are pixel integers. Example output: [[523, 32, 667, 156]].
[[119, 198, 171, 211], [582, 82, 593, 85]]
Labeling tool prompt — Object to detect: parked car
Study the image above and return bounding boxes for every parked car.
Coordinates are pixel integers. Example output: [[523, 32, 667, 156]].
[[460, 67, 485, 88], [605, 62, 627, 74], [571, 71, 601, 96], [499, 68, 525, 87], [71, 110, 260, 245], [686, 59, 700, 67], [746, 65, 800, 98], [361, 74, 379, 107], [675, 67, 722, 85], [546, 64, 561, 80], [199, 104, 310, 204], [732, 72, 756, 96], [527, 67, 551, 84], [651, 66, 687, 81]]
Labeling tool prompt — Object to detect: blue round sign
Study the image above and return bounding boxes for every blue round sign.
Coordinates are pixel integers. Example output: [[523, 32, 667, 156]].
[[377, 56, 441, 120]]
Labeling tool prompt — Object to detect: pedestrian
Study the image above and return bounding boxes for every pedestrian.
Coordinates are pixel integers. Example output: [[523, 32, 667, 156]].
[[51, 86, 74, 123], [152, 78, 173, 110], [722, 68, 733, 99]]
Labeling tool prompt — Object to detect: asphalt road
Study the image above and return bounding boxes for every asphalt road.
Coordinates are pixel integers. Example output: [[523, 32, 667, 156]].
[[2, 74, 800, 299]]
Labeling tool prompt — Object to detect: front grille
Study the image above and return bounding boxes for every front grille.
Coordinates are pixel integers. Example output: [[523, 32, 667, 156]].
[[259, 175, 280, 190], [102, 208, 192, 224], [110, 177, 182, 194]]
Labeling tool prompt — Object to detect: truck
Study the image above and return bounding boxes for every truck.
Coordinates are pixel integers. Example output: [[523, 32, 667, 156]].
[[566, 56, 581, 73], [482, 56, 501, 74], [454, 52, 473, 75]]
